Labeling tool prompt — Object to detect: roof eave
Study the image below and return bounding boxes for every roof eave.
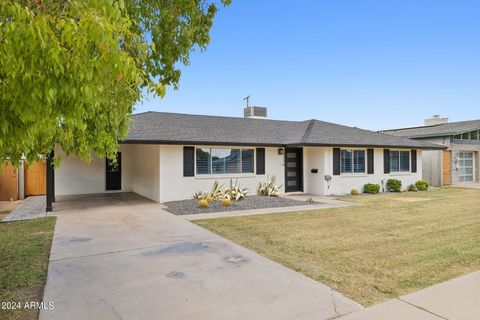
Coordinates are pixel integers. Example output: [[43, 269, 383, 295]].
[[286, 143, 447, 150], [121, 140, 446, 150], [120, 139, 284, 147]]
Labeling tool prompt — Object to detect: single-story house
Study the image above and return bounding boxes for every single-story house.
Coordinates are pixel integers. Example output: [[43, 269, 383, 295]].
[[53, 107, 443, 203], [383, 116, 480, 186]]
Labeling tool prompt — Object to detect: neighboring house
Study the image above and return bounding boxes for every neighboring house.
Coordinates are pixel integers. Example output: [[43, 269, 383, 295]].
[[383, 116, 480, 186], [53, 107, 443, 202]]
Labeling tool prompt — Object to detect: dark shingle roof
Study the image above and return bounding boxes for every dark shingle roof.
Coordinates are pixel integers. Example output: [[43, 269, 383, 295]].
[[382, 119, 480, 138], [124, 112, 444, 149]]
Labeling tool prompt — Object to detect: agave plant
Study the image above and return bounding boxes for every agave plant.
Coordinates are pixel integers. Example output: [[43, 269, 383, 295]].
[[257, 176, 282, 197], [209, 181, 224, 200], [223, 179, 248, 201], [192, 191, 208, 200]]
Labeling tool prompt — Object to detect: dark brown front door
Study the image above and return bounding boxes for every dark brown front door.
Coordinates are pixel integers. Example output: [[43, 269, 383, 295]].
[[285, 148, 303, 192], [106, 153, 121, 191]]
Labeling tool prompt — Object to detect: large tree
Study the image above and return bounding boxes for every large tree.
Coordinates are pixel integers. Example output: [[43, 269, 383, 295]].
[[0, 0, 230, 165]]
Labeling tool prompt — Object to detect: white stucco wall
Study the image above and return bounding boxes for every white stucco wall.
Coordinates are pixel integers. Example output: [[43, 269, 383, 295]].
[[55, 143, 426, 202], [131, 144, 160, 202], [55, 145, 133, 196], [158, 145, 285, 202], [305, 147, 423, 195]]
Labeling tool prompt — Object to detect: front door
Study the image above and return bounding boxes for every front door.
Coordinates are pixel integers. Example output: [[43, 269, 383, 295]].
[[285, 148, 303, 192], [106, 153, 122, 191]]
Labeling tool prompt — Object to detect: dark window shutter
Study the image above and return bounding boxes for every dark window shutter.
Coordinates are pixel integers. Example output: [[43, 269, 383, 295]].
[[183, 147, 194, 177], [256, 148, 265, 175], [367, 149, 374, 174], [333, 148, 341, 175], [383, 149, 390, 174], [411, 150, 417, 173]]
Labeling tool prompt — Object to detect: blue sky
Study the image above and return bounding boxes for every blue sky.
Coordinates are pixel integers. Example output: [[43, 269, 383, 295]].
[[135, 0, 480, 131]]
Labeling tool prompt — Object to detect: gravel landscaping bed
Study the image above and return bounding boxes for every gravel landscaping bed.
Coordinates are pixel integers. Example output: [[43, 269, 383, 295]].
[[164, 196, 317, 215]]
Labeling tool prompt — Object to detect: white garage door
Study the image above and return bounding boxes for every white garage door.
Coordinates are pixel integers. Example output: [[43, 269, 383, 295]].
[[458, 152, 474, 182]]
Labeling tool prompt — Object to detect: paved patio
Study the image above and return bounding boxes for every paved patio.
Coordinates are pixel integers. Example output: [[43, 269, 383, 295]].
[[2, 196, 46, 222], [40, 193, 361, 320]]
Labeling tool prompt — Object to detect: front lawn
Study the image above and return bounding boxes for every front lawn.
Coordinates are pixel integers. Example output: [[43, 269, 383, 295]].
[[0, 217, 56, 320], [195, 187, 480, 306], [0, 211, 9, 220]]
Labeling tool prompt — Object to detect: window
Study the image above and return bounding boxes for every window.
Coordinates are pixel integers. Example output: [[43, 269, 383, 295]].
[[340, 149, 365, 174], [471, 130, 479, 140], [196, 148, 255, 175], [390, 150, 410, 172], [196, 148, 211, 174], [241, 149, 254, 173], [455, 130, 480, 141]]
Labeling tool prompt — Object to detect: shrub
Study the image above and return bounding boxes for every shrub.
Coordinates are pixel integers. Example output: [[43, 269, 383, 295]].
[[408, 184, 418, 192], [386, 179, 402, 192], [257, 176, 282, 197], [415, 180, 429, 191], [224, 179, 248, 201], [363, 183, 380, 194], [221, 198, 232, 207], [198, 199, 208, 208], [351, 188, 359, 195]]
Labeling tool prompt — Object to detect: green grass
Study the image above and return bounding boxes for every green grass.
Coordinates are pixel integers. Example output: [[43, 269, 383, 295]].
[[0, 211, 10, 220], [195, 187, 480, 306], [0, 217, 56, 320]]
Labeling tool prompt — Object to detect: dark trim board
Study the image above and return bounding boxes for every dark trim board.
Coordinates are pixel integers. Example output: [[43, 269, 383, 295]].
[[120, 140, 284, 147], [120, 140, 446, 150], [284, 147, 303, 192], [286, 143, 446, 150]]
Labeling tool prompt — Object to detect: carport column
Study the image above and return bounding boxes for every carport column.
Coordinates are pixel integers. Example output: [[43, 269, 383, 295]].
[[46, 150, 55, 212]]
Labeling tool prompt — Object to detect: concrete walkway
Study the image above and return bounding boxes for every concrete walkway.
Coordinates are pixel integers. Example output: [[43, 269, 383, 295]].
[[184, 196, 358, 221], [2, 196, 46, 222], [338, 271, 480, 320], [40, 193, 361, 320], [451, 183, 480, 189]]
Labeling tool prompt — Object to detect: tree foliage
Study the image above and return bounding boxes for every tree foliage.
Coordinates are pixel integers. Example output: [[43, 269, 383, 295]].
[[0, 0, 230, 165]]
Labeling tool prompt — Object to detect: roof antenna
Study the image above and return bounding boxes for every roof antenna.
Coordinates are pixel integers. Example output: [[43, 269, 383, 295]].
[[243, 95, 251, 108]]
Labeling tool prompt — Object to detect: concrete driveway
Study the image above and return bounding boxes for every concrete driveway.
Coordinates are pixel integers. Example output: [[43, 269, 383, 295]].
[[40, 193, 361, 320]]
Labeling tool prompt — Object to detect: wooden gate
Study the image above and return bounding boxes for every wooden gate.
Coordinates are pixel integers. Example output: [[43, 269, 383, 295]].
[[0, 163, 18, 201], [25, 161, 46, 196], [442, 150, 452, 185]]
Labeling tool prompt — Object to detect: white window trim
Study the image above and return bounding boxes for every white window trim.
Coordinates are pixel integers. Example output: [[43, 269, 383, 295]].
[[389, 149, 411, 173], [340, 148, 367, 175], [194, 147, 256, 177]]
